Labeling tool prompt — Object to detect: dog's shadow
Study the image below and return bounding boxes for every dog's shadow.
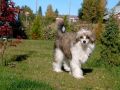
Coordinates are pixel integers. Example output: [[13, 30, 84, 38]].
[[62, 66, 93, 75], [82, 68, 93, 75]]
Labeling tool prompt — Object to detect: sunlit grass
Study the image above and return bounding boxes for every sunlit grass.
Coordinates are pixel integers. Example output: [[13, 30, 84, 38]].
[[0, 40, 120, 90]]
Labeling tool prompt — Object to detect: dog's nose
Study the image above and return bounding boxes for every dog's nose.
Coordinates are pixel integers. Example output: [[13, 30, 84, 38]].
[[83, 41, 86, 43]]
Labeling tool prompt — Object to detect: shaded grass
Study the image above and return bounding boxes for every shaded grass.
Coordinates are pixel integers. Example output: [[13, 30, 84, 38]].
[[0, 69, 54, 90], [8, 79, 53, 90], [0, 40, 120, 90]]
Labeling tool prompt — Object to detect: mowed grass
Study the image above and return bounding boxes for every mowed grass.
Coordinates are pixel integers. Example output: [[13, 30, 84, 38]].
[[0, 40, 120, 90]]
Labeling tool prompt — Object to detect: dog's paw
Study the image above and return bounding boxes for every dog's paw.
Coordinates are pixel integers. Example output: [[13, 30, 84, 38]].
[[53, 69, 63, 73], [64, 67, 70, 72], [69, 71, 72, 75], [73, 75, 84, 79], [78, 76, 84, 79]]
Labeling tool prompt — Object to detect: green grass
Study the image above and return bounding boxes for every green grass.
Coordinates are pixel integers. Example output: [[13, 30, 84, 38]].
[[0, 71, 53, 90], [0, 40, 120, 90]]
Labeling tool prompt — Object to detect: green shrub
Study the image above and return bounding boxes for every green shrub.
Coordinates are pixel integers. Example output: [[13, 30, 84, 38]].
[[94, 22, 104, 40], [100, 16, 120, 66], [44, 23, 56, 40], [31, 15, 44, 39], [63, 16, 73, 32]]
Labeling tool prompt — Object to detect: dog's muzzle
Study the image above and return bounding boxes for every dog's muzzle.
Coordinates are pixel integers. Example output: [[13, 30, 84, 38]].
[[83, 40, 86, 44]]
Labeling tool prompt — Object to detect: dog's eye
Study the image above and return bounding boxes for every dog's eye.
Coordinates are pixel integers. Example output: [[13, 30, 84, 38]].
[[86, 36, 90, 39], [80, 36, 83, 39]]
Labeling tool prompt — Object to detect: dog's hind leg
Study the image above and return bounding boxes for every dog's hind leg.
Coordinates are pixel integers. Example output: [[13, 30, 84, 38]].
[[53, 48, 64, 72], [63, 60, 70, 72]]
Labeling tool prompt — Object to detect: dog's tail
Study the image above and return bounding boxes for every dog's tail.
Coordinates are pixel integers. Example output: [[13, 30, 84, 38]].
[[56, 18, 66, 38]]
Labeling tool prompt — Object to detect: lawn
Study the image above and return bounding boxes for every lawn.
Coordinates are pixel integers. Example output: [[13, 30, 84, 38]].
[[0, 40, 120, 90]]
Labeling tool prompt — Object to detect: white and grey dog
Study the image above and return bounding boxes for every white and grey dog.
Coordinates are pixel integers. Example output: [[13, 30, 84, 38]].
[[53, 19, 95, 79]]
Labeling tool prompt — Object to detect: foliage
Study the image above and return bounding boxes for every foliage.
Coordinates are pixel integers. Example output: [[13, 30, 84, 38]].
[[94, 22, 104, 40], [63, 16, 73, 32], [81, 0, 97, 23], [55, 9, 59, 17], [38, 6, 42, 16], [30, 4, 59, 40], [30, 15, 57, 40], [100, 16, 120, 66], [79, 0, 106, 23], [18, 4, 58, 40], [45, 4, 56, 24], [31, 15, 44, 39], [0, 0, 20, 37], [96, 0, 106, 22], [19, 5, 35, 38], [78, 8, 83, 20], [44, 23, 56, 40]]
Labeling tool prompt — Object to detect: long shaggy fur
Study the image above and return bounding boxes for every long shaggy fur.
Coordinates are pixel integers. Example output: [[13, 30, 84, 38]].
[[53, 19, 95, 79]]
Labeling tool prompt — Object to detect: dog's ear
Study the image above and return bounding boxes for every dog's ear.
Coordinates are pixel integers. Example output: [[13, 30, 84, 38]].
[[90, 32, 96, 43], [75, 32, 81, 44], [75, 37, 80, 43]]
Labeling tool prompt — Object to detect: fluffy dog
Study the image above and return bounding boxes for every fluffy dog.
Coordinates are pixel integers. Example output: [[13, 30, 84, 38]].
[[53, 19, 95, 79]]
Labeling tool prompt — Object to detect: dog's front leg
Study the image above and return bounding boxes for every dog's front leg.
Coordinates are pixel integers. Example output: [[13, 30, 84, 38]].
[[53, 49, 64, 72], [70, 60, 84, 79]]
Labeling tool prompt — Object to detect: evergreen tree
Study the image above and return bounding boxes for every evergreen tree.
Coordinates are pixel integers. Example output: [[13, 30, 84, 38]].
[[96, 0, 106, 22], [81, 0, 97, 23], [31, 15, 43, 39], [100, 16, 120, 66], [45, 4, 56, 23], [94, 0, 106, 40], [95, 22, 103, 40], [55, 9, 59, 16], [78, 8, 83, 20], [63, 16, 72, 32], [38, 6, 42, 16], [80, 0, 106, 23]]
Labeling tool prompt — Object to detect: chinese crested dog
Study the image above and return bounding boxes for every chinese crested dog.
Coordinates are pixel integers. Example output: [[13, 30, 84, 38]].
[[53, 19, 95, 79]]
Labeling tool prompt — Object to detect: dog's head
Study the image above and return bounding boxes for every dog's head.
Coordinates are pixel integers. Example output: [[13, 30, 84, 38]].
[[76, 28, 95, 46]]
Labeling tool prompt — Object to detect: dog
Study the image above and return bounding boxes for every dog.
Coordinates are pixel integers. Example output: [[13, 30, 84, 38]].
[[53, 19, 95, 79]]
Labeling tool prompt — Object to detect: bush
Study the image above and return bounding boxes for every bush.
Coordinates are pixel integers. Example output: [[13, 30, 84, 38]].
[[94, 22, 104, 40], [63, 16, 73, 32], [31, 15, 44, 39], [100, 16, 120, 66], [44, 23, 56, 40]]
